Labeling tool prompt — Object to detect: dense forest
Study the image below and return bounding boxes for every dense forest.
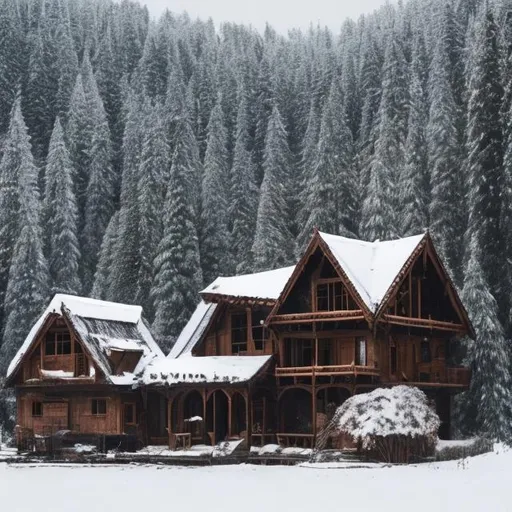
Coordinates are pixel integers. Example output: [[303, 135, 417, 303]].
[[0, 0, 511, 440]]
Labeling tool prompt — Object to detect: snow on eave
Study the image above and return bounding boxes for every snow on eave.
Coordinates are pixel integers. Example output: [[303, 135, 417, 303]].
[[168, 301, 218, 359], [6, 294, 164, 385], [142, 355, 273, 387], [200, 266, 296, 303]]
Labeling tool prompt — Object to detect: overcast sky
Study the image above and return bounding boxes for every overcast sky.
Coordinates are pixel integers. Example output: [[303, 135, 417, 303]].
[[142, 0, 396, 33]]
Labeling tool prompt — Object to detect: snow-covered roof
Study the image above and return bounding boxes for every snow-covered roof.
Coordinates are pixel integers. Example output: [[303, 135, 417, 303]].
[[168, 301, 218, 359], [142, 355, 272, 386], [6, 294, 164, 384], [200, 266, 296, 302], [318, 232, 426, 312]]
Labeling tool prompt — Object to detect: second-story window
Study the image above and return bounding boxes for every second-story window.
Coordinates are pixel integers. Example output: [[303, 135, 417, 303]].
[[355, 337, 367, 366], [251, 310, 267, 351], [231, 312, 247, 354]]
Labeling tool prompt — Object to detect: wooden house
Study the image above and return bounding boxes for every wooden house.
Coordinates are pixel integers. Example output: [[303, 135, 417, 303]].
[[5, 294, 164, 448], [143, 230, 473, 449], [6, 230, 473, 453]]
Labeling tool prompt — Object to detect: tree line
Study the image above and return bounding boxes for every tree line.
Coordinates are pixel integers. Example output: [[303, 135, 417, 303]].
[[0, 0, 511, 440]]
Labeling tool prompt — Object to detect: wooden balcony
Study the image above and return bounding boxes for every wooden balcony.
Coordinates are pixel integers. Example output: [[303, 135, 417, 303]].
[[276, 364, 380, 378], [391, 364, 471, 388]]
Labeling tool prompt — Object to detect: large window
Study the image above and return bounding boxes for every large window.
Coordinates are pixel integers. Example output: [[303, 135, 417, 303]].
[[251, 310, 268, 351], [355, 338, 367, 366], [91, 399, 107, 416], [45, 331, 71, 356], [231, 312, 248, 354], [316, 280, 355, 311]]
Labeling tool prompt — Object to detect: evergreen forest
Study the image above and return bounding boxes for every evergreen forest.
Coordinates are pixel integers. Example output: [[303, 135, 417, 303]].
[[0, 0, 511, 440]]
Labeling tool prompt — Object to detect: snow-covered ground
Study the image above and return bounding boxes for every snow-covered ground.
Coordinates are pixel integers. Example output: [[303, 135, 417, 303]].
[[0, 445, 509, 512]]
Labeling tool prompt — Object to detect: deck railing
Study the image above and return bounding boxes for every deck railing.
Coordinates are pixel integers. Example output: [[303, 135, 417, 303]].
[[275, 364, 380, 377]]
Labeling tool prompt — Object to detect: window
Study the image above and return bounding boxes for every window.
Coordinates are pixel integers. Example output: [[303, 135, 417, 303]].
[[316, 280, 355, 311], [231, 312, 247, 354], [252, 310, 268, 351], [91, 399, 107, 416], [318, 339, 332, 366], [45, 332, 71, 355], [32, 401, 43, 417], [124, 403, 136, 425], [421, 339, 432, 363], [355, 338, 367, 366]]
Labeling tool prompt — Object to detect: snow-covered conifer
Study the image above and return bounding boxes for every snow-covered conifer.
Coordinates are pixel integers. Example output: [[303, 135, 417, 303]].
[[43, 117, 81, 294], [152, 119, 203, 350], [200, 95, 231, 285], [252, 105, 294, 271]]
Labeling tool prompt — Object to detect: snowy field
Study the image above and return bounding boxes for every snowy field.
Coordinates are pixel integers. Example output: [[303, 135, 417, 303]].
[[0, 446, 510, 512]]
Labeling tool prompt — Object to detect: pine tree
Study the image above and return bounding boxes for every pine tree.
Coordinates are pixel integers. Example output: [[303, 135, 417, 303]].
[[230, 88, 258, 274], [135, 104, 169, 319], [0, 0, 23, 135], [81, 89, 115, 293], [427, 37, 463, 281], [298, 80, 356, 250], [200, 96, 231, 285], [43, 117, 81, 294], [465, 7, 507, 317], [400, 34, 429, 236], [152, 119, 203, 350], [66, 74, 94, 221], [252, 105, 294, 271], [460, 239, 511, 441], [108, 93, 148, 304], [54, 8, 79, 122], [360, 32, 408, 241], [0, 99, 38, 335], [91, 211, 120, 301], [0, 99, 49, 373]]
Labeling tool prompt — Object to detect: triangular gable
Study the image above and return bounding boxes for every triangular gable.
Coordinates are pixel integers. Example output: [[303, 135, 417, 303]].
[[5, 311, 97, 386], [374, 233, 474, 337], [267, 231, 373, 324], [318, 232, 426, 312]]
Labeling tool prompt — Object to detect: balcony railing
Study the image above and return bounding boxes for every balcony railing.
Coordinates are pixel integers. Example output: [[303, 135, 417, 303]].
[[276, 364, 380, 377]]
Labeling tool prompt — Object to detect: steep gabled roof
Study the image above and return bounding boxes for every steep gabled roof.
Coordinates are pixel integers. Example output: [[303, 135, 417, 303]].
[[318, 232, 427, 312], [200, 266, 295, 304], [6, 294, 164, 386], [168, 301, 218, 359]]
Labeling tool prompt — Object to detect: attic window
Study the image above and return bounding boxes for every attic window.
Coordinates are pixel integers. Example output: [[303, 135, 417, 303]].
[[91, 399, 107, 416], [45, 332, 71, 356], [316, 280, 355, 311]]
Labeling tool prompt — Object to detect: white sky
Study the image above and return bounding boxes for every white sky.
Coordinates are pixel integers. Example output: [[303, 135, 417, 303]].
[[143, 0, 396, 33]]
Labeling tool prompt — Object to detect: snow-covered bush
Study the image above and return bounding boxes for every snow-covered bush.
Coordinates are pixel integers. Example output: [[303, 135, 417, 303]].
[[317, 386, 440, 463]]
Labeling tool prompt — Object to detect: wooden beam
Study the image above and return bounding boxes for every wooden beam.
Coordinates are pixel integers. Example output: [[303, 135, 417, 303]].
[[381, 314, 465, 332], [270, 310, 365, 325]]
